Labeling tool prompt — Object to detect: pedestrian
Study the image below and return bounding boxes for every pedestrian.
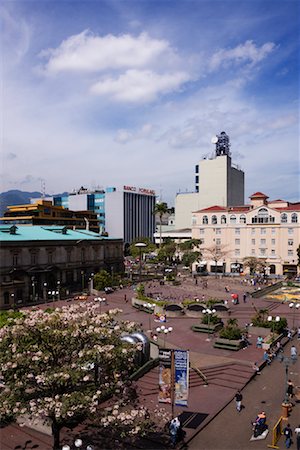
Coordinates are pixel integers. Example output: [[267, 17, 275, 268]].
[[252, 362, 261, 375], [256, 336, 263, 348], [287, 380, 294, 400], [243, 292, 247, 303], [294, 424, 300, 450], [298, 327, 300, 340], [235, 390, 243, 412], [169, 417, 180, 448], [283, 423, 292, 448], [287, 329, 292, 340], [291, 345, 297, 360], [124, 293, 127, 303]]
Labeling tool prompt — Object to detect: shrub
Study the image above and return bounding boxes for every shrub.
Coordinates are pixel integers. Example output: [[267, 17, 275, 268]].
[[201, 314, 220, 325], [219, 318, 242, 340]]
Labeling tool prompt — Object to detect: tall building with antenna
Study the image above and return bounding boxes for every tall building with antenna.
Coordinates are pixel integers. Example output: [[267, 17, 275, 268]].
[[175, 132, 244, 229]]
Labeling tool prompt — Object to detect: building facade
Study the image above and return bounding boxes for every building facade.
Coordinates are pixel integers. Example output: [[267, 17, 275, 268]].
[[47, 185, 156, 246], [191, 192, 300, 277], [0, 225, 124, 309], [1, 200, 99, 233], [175, 132, 244, 229]]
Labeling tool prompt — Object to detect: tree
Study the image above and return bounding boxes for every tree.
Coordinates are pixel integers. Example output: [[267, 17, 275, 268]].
[[153, 202, 169, 247], [0, 304, 139, 449], [182, 252, 201, 271], [94, 269, 112, 290], [129, 238, 156, 259], [157, 241, 176, 263], [203, 245, 229, 278], [243, 257, 267, 275]]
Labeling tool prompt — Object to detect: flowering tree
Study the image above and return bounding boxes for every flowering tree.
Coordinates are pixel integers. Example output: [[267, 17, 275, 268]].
[[0, 304, 140, 449]]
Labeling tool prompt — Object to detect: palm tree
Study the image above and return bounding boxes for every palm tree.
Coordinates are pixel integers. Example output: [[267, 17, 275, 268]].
[[154, 202, 169, 247]]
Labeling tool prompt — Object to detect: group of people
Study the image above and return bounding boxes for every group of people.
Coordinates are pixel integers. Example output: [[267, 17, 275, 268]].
[[283, 423, 300, 449]]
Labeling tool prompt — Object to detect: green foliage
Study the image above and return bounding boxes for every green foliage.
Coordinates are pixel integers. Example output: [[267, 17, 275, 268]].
[[179, 239, 201, 251], [136, 283, 145, 297], [129, 238, 156, 258], [201, 314, 220, 325], [243, 257, 267, 274], [182, 251, 201, 269], [251, 313, 287, 334], [0, 311, 24, 328], [157, 241, 176, 262], [94, 270, 112, 290], [219, 318, 242, 340]]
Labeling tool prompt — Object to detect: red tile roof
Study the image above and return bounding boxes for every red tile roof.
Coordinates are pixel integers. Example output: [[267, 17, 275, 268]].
[[249, 192, 269, 198], [196, 205, 228, 213]]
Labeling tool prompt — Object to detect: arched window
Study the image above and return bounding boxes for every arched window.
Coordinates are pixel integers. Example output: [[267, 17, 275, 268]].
[[281, 213, 287, 223], [191, 215, 196, 225], [291, 213, 298, 223], [230, 215, 236, 224], [240, 215, 246, 224], [202, 215, 208, 224], [212, 215, 217, 224], [221, 215, 227, 224]]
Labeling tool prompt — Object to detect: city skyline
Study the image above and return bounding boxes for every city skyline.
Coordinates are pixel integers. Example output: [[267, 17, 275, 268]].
[[1, 0, 299, 206]]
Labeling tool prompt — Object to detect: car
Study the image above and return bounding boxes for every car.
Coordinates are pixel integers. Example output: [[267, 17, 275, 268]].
[[104, 287, 114, 294]]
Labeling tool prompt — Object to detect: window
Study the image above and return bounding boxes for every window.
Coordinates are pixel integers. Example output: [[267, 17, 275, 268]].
[[81, 249, 86, 262], [288, 250, 293, 256], [48, 252, 53, 264], [235, 228, 240, 235], [260, 228, 266, 234], [199, 228, 205, 234], [271, 249, 275, 256], [202, 215, 208, 224], [31, 253, 37, 265], [192, 215, 196, 225], [235, 239, 240, 245], [291, 213, 298, 223], [271, 239, 275, 245], [259, 248, 266, 256], [12, 254, 19, 266], [240, 215, 246, 224], [212, 215, 217, 224], [221, 215, 227, 224], [271, 228, 276, 234], [281, 213, 287, 223], [216, 228, 221, 234], [251, 249, 255, 255], [288, 228, 293, 235], [260, 239, 266, 245], [251, 228, 256, 235], [288, 239, 293, 246], [216, 238, 221, 245], [251, 239, 255, 245], [230, 215, 236, 224], [235, 249, 240, 256], [252, 208, 275, 223]]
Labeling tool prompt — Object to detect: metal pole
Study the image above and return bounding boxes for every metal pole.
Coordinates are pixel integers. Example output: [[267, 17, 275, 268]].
[[171, 350, 175, 418]]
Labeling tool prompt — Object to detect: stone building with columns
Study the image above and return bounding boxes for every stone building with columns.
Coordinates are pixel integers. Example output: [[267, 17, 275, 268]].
[[0, 225, 123, 309]]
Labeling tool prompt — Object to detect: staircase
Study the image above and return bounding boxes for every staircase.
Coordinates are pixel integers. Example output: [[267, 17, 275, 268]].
[[198, 362, 255, 390]]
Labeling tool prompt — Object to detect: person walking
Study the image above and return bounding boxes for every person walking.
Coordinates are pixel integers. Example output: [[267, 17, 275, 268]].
[[294, 424, 300, 450], [291, 345, 297, 360], [283, 423, 293, 448], [287, 380, 294, 400], [235, 390, 243, 412], [169, 417, 180, 448]]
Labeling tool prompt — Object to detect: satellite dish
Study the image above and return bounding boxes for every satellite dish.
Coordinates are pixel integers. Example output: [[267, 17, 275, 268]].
[[211, 136, 218, 144]]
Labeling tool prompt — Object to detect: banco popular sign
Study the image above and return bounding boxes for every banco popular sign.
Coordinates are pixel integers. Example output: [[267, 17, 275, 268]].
[[123, 185, 155, 196]]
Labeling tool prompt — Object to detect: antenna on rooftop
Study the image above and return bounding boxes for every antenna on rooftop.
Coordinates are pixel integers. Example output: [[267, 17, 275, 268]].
[[41, 179, 46, 198]]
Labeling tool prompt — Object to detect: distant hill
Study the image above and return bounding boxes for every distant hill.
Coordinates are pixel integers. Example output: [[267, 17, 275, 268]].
[[0, 190, 69, 217]]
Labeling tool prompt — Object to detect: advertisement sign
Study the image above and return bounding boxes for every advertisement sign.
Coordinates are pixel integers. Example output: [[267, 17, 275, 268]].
[[174, 350, 189, 407], [158, 349, 172, 404]]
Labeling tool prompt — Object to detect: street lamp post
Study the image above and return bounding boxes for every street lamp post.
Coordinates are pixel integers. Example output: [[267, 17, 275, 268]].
[[156, 325, 173, 348], [81, 271, 85, 292], [267, 315, 280, 342], [135, 243, 146, 282], [89, 273, 94, 295], [43, 282, 48, 303], [57, 281, 61, 300], [31, 277, 36, 302], [202, 308, 216, 341], [288, 302, 300, 330], [11, 293, 15, 311]]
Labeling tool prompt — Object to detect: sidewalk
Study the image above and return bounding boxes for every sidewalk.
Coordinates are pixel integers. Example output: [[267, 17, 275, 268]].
[[187, 339, 300, 450]]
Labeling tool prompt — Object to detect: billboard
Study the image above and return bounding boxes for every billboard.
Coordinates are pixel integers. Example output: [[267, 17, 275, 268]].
[[174, 350, 189, 407], [158, 349, 189, 407], [158, 349, 172, 404]]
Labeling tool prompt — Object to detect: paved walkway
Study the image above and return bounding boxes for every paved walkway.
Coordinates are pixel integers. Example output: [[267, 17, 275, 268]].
[[1, 277, 299, 449]]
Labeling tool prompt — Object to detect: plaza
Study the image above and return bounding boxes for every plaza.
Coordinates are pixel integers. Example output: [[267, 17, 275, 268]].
[[2, 274, 299, 449]]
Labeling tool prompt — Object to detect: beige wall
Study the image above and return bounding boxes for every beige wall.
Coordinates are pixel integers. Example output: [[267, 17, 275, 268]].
[[191, 206, 300, 276]]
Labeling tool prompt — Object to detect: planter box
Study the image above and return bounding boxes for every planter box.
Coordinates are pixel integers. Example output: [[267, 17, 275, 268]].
[[192, 322, 223, 334], [213, 338, 243, 351]]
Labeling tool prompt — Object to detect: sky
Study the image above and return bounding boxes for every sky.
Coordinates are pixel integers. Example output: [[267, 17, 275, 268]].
[[1, 0, 299, 206]]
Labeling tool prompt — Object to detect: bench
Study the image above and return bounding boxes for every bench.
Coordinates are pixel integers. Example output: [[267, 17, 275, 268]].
[[132, 303, 153, 314], [191, 325, 217, 334], [213, 338, 242, 351]]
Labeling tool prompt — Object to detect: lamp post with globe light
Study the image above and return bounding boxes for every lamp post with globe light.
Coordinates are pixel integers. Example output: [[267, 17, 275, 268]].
[[156, 325, 173, 348], [267, 315, 280, 342], [202, 308, 216, 341], [289, 302, 300, 330]]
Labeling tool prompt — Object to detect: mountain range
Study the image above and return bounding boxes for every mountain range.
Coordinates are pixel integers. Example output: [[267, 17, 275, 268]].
[[0, 190, 62, 217]]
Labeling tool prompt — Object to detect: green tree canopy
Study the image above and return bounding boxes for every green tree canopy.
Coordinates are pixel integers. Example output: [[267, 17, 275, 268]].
[[94, 269, 112, 290], [154, 202, 170, 247], [129, 238, 156, 258]]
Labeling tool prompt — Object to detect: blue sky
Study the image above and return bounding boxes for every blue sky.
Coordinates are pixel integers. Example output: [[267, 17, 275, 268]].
[[1, 0, 299, 206]]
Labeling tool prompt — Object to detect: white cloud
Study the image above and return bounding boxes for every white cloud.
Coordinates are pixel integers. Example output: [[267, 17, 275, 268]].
[[39, 30, 173, 74], [90, 69, 191, 102], [115, 123, 156, 143], [209, 40, 276, 71]]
